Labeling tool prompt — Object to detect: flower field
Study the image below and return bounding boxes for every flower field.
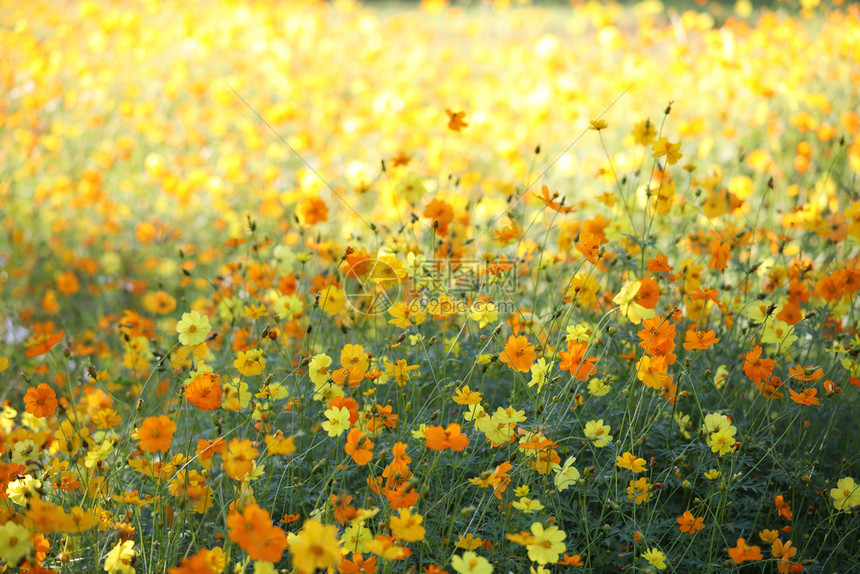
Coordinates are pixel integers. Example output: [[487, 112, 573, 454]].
[[2, 0, 860, 572]]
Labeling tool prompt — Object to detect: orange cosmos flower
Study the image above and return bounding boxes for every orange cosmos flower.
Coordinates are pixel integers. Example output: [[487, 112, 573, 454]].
[[774, 495, 793, 521], [787, 364, 824, 382], [708, 239, 732, 271], [683, 329, 720, 350], [424, 423, 469, 452], [772, 539, 798, 574], [743, 346, 775, 384], [445, 109, 468, 131], [345, 428, 374, 466], [184, 372, 222, 411], [689, 287, 719, 302], [647, 254, 672, 273], [296, 196, 329, 225], [224, 438, 260, 481], [24, 329, 65, 358], [728, 538, 763, 564], [339, 553, 378, 574], [558, 553, 584, 566], [575, 231, 602, 264], [788, 387, 820, 406], [423, 198, 454, 236], [137, 415, 177, 453], [24, 383, 59, 418], [227, 503, 288, 562], [534, 185, 574, 213], [676, 511, 705, 534], [558, 340, 599, 380], [499, 335, 537, 373]]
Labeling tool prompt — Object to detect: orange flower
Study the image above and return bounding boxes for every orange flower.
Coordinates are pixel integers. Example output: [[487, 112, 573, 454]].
[[24, 383, 59, 418], [558, 553, 584, 566], [647, 255, 672, 273], [137, 415, 177, 453], [638, 315, 676, 354], [345, 428, 374, 465], [445, 109, 468, 131], [728, 538, 763, 564], [227, 503, 288, 562], [184, 372, 222, 411], [340, 553, 378, 574], [788, 387, 820, 406], [772, 539, 798, 574], [788, 364, 824, 382], [743, 346, 775, 384], [774, 495, 793, 521], [689, 287, 719, 302], [196, 437, 227, 468], [224, 438, 260, 481], [296, 196, 329, 225], [558, 340, 599, 380], [499, 335, 537, 373], [24, 329, 65, 358], [423, 198, 454, 236], [575, 231, 601, 264], [708, 239, 732, 271], [424, 423, 469, 452], [676, 511, 705, 534], [534, 185, 574, 214], [683, 329, 720, 350]]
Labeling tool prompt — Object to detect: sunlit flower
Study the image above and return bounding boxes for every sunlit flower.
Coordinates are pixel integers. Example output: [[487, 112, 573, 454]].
[[176, 311, 211, 347], [104, 540, 137, 574], [451, 551, 492, 574]]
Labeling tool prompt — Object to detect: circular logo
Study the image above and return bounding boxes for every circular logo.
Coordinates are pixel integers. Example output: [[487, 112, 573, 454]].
[[343, 258, 402, 317]]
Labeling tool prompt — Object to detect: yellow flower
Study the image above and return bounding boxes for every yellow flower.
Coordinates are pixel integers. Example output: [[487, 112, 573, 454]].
[[526, 522, 566, 564], [708, 427, 737, 456], [0, 520, 34, 565], [554, 456, 580, 492], [651, 137, 683, 165], [587, 377, 611, 396], [104, 540, 137, 574], [642, 547, 667, 570], [703, 469, 722, 481], [627, 477, 653, 504], [632, 118, 657, 145], [528, 358, 552, 393], [289, 519, 341, 574], [341, 524, 372, 554], [613, 281, 655, 324], [322, 406, 351, 437], [389, 508, 426, 542], [616, 452, 647, 473], [309, 354, 333, 386], [234, 349, 265, 377], [583, 419, 613, 448], [512, 497, 545, 513], [713, 365, 729, 389], [388, 301, 427, 328], [175, 310, 211, 347], [469, 302, 498, 328], [830, 477, 860, 513], [452, 551, 493, 574], [761, 320, 797, 348]]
